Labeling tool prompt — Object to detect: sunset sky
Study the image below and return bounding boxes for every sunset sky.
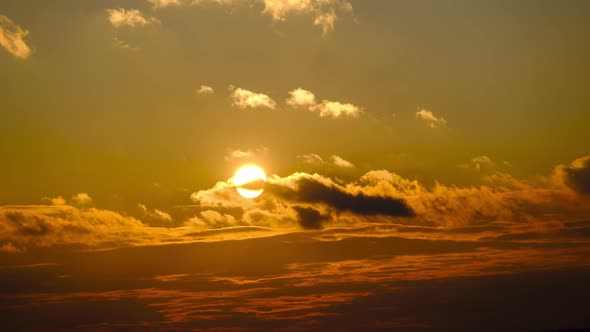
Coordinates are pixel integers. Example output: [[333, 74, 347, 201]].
[[1, 1, 590, 331]]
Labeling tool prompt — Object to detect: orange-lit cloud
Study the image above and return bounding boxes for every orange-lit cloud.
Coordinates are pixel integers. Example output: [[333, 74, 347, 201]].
[[416, 109, 447, 128], [106, 8, 160, 28], [230, 87, 277, 110], [0, 15, 32, 59]]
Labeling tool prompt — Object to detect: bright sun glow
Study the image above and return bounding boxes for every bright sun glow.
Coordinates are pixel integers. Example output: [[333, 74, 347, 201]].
[[234, 165, 267, 199]]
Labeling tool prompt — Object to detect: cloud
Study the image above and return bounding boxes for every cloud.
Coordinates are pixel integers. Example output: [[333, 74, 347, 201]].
[[297, 153, 324, 165], [42, 196, 66, 206], [460, 155, 494, 170], [416, 109, 447, 128], [148, 0, 184, 8], [230, 87, 277, 109], [554, 156, 590, 195], [260, 0, 354, 35], [138, 204, 173, 226], [297, 154, 354, 168], [152, 0, 353, 35], [0, 15, 32, 59], [106, 9, 160, 28], [286, 88, 317, 107], [224, 146, 268, 161], [196, 84, 215, 95], [71, 193, 93, 206], [311, 100, 362, 118], [330, 155, 354, 168], [293, 206, 328, 229]]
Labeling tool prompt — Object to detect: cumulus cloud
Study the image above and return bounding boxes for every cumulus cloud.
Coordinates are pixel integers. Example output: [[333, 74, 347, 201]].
[[297, 153, 325, 165], [43, 196, 66, 206], [286, 88, 362, 118], [0, 15, 32, 59], [106, 9, 160, 28], [230, 87, 277, 109], [460, 155, 494, 170], [71, 193, 93, 206], [416, 109, 447, 128], [148, 0, 184, 8], [196, 85, 214, 95], [286, 88, 317, 107], [310, 100, 362, 118], [554, 156, 590, 195], [293, 206, 328, 229]]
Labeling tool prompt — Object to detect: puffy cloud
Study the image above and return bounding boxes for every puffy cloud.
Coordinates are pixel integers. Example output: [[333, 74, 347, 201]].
[[286, 88, 363, 118], [286, 88, 317, 107], [0, 15, 32, 59], [106, 9, 160, 28], [460, 155, 494, 170], [230, 87, 277, 109], [554, 156, 590, 195], [196, 85, 214, 95], [71, 193, 93, 206], [416, 109, 447, 128], [261, 0, 353, 35], [311, 100, 362, 118]]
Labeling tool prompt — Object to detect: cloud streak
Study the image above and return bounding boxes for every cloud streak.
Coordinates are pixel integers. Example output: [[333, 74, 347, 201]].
[[0, 15, 32, 59]]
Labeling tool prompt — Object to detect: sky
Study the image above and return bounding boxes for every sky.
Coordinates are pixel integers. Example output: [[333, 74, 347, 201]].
[[1, 0, 590, 331]]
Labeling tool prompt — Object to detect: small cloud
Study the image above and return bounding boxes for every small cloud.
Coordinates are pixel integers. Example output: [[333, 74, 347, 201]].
[[71, 193, 93, 206], [0, 15, 32, 59], [310, 100, 362, 119], [416, 109, 447, 128], [147, 0, 184, 8], [106, 9, 160, 28], [138, 203, 173, 226], [197, 85, 215, 95], [230, 87, 276, 109], [112, 37, 139, 51], [297, 153, 354, 168], [225, 146, 268, 162], [503, 161, 513, 168], [42, 196, 66, 206], [286, 88, 317, 107], [293, 206, 328, 230], [297, 153, 324, 165], [459, 155, 494, 170], [330, 155, 354, 168]]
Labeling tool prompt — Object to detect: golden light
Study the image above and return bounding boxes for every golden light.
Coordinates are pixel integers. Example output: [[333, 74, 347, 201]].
[[234, 164, 267, 199]]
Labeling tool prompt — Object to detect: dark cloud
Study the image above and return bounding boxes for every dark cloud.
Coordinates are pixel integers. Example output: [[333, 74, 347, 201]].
[[292, 206, 328, 230], [556, 156, 590, 195], [268, 177, 415, 217]]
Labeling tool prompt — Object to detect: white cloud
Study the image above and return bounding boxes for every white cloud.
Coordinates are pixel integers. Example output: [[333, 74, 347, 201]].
[[297, 153, 354, 168], [72, 193, 93, 205], [330, 155, 354, 168], [197, 85, 215, 95], [106, 9, 160, 28], [311, 100, 361, 118], [148, 0, 184, 8], [416, 109, 447, 128], [0, 15, 32, 59], [286, 88, 317, 107], [231, 87, 276, 109], [42, 196, 66, 206]]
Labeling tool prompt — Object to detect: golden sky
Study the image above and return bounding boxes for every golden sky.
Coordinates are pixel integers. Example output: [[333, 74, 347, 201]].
[[1, 0, 590, 331]]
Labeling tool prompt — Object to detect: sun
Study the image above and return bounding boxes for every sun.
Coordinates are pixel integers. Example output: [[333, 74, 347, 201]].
[[234, 164, 267, 199]]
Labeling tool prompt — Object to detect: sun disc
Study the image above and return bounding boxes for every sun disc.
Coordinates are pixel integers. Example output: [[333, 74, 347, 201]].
[[234, 165, 266, 199]]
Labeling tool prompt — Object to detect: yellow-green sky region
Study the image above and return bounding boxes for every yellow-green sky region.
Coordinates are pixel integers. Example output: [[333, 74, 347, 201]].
[[2, 1, 590, 331]]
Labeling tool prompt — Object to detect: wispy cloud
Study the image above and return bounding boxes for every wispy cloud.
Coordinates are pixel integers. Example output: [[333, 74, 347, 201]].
[[106, 8, 160, 28], [287, 88, 362, 118], [416, 109, 447, 128], [0, 15, 32, 59], [196, 84, 215, 95]]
